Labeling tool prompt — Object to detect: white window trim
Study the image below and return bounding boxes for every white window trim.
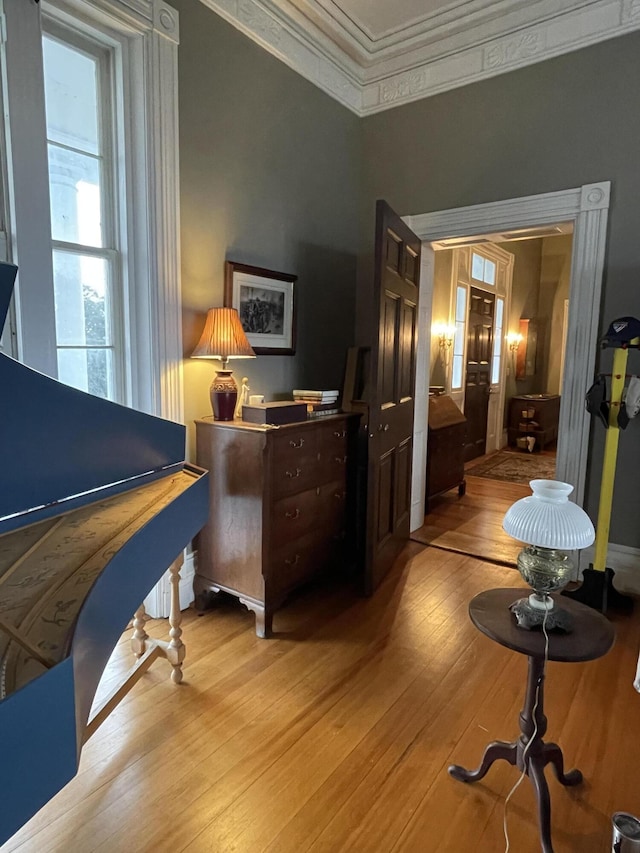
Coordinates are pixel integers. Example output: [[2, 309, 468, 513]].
[[1, 0, 186, 615], [1, 0, 182, 421]]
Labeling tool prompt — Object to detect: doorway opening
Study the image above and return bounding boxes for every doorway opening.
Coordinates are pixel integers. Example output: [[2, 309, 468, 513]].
[[416, 230, 573, 563], [405, 182, 611, 563]]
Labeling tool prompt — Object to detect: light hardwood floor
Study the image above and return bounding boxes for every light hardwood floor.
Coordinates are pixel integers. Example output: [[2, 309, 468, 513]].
[[411, 475, 529, 565], [2, 539, 639, 853], [412, 449, 558, 565]]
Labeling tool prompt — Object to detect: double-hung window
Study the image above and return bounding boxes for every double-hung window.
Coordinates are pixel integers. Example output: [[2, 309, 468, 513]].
[[0, 0, 182, 418], [1, 0, 184, 615], [43, 26, 122, 401]]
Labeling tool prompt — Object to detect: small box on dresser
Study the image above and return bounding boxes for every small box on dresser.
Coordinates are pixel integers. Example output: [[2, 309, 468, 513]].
[[193, 413, 360, 637]]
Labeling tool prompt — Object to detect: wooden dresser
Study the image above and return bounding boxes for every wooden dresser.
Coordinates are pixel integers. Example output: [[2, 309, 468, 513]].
[[194, 414, 360, 637]]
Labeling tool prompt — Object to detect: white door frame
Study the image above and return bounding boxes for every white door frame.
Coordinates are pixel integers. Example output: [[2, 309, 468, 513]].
[[405, 181, 611, 530]]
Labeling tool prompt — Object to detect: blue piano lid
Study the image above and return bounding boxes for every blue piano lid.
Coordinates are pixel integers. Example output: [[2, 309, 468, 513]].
[[0, 262, 18, 333], [0, 261, 188, 530]]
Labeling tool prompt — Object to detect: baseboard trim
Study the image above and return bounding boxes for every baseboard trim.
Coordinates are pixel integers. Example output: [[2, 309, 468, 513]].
[[578, 542, 640, 595]]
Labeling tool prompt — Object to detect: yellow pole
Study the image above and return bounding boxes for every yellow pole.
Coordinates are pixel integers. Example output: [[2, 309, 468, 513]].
[[592, 344, 635, 570]]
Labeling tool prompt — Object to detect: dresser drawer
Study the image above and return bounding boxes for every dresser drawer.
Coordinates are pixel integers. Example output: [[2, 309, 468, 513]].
[[271, 487, 319, 548], [318, 481, 347, 536], [271, 429, 320, 498], [317, 421, 350, 484], [269, 531, 332, 592]]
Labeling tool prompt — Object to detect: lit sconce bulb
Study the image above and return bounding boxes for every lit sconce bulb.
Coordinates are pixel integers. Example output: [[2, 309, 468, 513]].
[[433, 323, 455, 350], [507, 332, 523, 353]]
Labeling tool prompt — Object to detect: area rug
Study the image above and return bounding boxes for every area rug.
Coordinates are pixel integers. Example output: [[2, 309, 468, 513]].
[[466, 449, 556, 485]]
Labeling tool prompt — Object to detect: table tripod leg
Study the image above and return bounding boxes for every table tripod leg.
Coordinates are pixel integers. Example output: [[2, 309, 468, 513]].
[[449, 740, 517, 783], [529, 757, 554, 853], [543, 742, 583, 786]]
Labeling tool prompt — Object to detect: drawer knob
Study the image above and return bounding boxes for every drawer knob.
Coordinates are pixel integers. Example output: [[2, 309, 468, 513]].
[[333, 430, 346, 438], [334, 456, 347, 464], [284, 554, 300, 566], [289, 438, 304, 448], [285, 508, 300, 519], [334, 491, 346, 500], [285, 467, 302, 478]]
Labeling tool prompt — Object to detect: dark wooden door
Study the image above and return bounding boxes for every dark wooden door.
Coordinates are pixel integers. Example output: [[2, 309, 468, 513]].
[[463, 286, 494, 461], [364, 200, 420, 595]]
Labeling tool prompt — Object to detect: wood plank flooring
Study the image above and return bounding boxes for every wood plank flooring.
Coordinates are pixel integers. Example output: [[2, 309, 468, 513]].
[[411, 475, 529, 565], [3, 540, 639, 853]]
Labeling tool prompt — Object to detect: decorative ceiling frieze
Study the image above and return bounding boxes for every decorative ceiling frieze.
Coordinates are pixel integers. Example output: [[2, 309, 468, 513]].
[[200, 0, 640, 114]]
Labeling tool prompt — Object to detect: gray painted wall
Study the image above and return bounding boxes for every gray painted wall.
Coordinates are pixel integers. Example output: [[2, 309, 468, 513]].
[[173, 0, 362, 452], [360, 31, 640, 547]]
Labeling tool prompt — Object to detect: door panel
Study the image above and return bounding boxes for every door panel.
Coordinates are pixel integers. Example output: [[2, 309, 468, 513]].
[[365, 200, 421, 594], [399, 300, 416, 401], [463, 286, 494, 461], [381, 293, 400, 406]]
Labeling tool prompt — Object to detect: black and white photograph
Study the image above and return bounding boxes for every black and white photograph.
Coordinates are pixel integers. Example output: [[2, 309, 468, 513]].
[[238, 285, 284, 336], [224, 261, 297, 354]]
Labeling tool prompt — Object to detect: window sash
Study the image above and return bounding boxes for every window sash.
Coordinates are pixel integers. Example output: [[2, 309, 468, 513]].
[[43, 20, 126, 402], [1, 0, 182, 423]]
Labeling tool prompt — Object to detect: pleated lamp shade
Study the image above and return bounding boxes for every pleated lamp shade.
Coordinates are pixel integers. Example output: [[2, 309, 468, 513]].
[[191, 307, 256, 361], [191, 307, 255, 421]]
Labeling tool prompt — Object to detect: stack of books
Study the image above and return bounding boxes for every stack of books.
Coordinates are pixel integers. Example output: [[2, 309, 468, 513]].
[[293, 389, 341, 418]]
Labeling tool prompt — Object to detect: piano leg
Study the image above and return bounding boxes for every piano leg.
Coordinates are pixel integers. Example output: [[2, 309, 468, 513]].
[[166, 557, 185, 684], [131, 604, 149, 657]]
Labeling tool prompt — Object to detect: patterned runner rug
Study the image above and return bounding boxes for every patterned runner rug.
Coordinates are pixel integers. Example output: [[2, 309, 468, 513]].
[[466, 449, 556, 485]]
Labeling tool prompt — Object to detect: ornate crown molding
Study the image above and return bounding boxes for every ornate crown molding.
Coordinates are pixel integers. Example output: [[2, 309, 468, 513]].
[[200, 0, 640, 115]]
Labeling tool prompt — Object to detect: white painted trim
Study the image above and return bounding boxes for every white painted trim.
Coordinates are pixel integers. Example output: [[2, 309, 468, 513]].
[[406, 181, 610, 529], [1, 0, 57, 375], [579, 542, 640, 596], [410, 245, 434, 531], [198, 0, 640, 115]]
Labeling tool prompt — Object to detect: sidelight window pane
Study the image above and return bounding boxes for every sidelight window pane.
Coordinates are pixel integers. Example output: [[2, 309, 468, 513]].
[[491, 297, 504, 384], [452, 285, 467, 390]]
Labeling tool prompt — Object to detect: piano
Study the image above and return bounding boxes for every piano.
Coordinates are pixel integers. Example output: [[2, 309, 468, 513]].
[[0, 262, 209, 845]]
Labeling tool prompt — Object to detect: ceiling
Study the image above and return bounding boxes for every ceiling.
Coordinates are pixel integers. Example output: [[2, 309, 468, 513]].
[[200, 0, 640, 115]]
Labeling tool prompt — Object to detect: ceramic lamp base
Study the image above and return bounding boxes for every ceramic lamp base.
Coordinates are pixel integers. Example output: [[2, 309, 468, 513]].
[[210, 369, 237, 421]]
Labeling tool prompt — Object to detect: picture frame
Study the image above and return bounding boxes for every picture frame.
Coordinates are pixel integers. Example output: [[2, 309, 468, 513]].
[[224, 261, 297, 355]]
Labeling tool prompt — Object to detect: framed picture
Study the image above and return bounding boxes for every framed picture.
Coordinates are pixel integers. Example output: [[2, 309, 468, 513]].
[[224, 261, 297, 355]]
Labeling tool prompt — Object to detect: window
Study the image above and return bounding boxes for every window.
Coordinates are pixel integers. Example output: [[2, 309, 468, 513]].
[[491, 297, 504, 384], [43, 28, 123, 401], [471, 251, 496, 286], [451, 285, 467, 390], [0, 0, 182, 420]]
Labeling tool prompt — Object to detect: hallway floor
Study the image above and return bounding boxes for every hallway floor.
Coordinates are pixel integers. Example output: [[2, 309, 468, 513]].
[[412, 448, 557, 565]]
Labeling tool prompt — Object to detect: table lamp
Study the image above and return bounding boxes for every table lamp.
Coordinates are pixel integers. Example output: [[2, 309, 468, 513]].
[[191, 307, 255, 420], [502, 479, 595, 632]]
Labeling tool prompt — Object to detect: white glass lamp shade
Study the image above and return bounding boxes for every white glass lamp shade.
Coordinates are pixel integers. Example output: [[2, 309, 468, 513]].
[[502, 480, 595, 550], [503, 480, 595, 630]]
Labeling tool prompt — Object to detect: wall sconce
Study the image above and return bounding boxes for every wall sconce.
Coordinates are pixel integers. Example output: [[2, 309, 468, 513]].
[[433, 323, 456, 363], [507, 332, 523, 353]]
